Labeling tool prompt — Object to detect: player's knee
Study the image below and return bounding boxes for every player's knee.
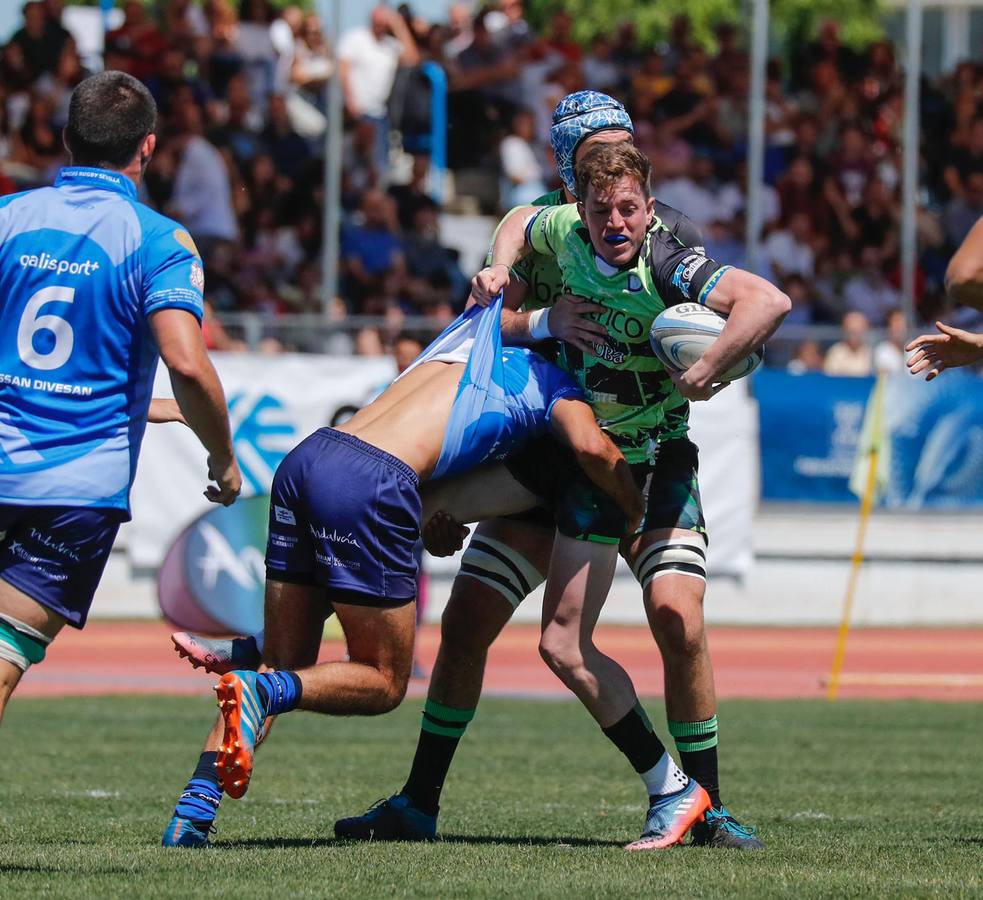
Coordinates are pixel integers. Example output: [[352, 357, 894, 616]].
[[374, 668, 409, 713], [0, 615, 51, 675], [440, 605, 492, 661], [648, 600, 706, 660], [538, 628, 584, 683]]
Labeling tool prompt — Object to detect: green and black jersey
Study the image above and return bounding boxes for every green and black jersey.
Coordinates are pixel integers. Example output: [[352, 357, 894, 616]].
[[505, 191, 705, 314], [525, 203, 731, 464]]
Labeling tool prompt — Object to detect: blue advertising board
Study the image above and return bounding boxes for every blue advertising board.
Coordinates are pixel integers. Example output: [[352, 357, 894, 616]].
[[755, 369, 983, 508]]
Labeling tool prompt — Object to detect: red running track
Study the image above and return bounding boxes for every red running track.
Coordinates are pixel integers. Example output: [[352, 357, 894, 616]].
[[17, 621, 983, 701]]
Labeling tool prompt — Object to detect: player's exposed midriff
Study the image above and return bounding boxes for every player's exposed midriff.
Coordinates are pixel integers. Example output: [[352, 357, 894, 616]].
[[334, 360, 463, 478]]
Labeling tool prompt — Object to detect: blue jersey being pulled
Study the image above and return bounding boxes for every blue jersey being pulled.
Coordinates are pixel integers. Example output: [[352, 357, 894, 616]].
[[0, 167, 206, 512], [406, 294, 583, 480]]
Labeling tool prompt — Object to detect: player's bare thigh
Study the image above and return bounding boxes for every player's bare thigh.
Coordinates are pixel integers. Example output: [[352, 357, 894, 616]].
[[261, 580, 330, 671], [0, 579, 67, 709], [422, 464, 541, 530]]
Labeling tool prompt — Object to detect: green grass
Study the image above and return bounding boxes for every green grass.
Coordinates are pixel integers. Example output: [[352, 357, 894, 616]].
[[1, 696, 981, 898]]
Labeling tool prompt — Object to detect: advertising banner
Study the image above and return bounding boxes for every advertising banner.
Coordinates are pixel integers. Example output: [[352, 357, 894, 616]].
[[755, 369, 983, 508]]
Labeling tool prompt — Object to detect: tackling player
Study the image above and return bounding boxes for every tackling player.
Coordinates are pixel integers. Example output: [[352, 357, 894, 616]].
[[334, 95, 779, 849], [162, 296, 643, 847], [0, 72, 241, 722]]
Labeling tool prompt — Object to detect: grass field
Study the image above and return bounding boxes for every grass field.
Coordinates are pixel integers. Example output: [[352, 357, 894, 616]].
[[1, 695, 981, 898]]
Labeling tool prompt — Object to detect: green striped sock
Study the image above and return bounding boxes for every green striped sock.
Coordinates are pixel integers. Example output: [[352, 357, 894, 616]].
[[404, 700, 476, 816], [669, 716, 721, 808]]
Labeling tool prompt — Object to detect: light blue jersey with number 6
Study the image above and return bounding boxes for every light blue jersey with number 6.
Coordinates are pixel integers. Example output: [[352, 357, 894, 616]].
[[0, 167, 205, 512]]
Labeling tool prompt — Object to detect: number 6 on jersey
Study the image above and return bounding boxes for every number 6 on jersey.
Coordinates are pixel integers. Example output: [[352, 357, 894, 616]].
[[17, 286, 75, 371]]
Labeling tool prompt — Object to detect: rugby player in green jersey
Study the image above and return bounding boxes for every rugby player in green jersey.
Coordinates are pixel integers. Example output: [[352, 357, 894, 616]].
[[466, 140, 789, 849]]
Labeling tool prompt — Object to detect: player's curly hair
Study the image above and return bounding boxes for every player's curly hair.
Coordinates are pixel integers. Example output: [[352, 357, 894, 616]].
[[574, 142, 651, 203], [65, 71, 157, 170]]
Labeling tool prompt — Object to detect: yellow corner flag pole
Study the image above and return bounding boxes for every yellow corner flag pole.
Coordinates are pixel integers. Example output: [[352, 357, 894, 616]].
[[828, 376, 887, 701]]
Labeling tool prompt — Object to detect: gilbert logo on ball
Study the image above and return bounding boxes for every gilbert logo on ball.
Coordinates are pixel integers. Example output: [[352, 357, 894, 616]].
[[158, 494, 269, 636], [649, 303, 763, 382]]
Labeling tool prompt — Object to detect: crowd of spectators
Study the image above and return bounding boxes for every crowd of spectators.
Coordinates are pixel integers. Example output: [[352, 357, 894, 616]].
[[2, 1, 983, 371]]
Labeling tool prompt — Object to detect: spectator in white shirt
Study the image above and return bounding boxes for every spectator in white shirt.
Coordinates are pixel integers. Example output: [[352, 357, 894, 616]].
[[338, 5, 419, 181], [235, 0, 278, 109], [874, 309, 907, 372], [656, 153, 720, 228], [762, 211, 815, 281], [824, 311, 873, 377], [499, 108, 547, 208]]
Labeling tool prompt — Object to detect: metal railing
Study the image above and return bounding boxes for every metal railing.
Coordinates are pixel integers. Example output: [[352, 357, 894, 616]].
[[211, 312, 890, 365]]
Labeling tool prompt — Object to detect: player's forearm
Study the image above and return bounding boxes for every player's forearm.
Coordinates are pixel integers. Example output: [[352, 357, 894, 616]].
[[168, 360, 236, 464], [573, 438, 643, 533], [489, 206, 538, 269], [550, 400, 643, 531], [500, 307, 542, 345], [693, 284, 790, 387]]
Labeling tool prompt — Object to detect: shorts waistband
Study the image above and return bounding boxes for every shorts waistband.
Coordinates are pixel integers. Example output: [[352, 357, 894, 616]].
[[315, 428, 420, 486]]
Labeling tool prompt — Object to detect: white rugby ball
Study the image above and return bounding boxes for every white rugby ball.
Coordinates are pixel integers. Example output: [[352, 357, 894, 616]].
[[649, 303, 763, 381]]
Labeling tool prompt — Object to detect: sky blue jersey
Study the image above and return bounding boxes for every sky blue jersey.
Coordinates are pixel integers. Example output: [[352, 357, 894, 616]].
[[0, 167, 206, 513], [405, 294, 583, 480]]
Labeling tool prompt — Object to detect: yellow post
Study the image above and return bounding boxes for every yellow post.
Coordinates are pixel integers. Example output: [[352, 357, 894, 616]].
[[827, 443, 879, 701], [828, 375, 887, 701]]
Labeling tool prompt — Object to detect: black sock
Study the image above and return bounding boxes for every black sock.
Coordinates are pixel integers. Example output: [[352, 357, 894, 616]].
[[669, 717, 721, 808], [402, 699, 474, 816], [601, 701, 667, 774]]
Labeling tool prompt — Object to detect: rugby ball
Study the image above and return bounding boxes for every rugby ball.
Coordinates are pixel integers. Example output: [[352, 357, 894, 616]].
[[650, 303, 763, 381]]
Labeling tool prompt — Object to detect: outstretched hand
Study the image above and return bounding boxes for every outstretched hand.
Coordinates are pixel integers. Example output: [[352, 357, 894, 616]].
[[906, 321, 983, 380]]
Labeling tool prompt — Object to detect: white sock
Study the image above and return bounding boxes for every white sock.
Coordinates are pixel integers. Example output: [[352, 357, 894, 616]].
[[640, 752, 689, 798]]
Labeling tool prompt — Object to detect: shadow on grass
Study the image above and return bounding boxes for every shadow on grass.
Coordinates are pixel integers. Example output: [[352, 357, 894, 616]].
[[0, 863, 132, 875], [221, 834, 625, 849]]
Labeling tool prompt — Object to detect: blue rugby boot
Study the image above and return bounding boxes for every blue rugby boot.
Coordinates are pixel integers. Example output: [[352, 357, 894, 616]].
[[334, 793, 438, 841], [625, 779, 712, 851], [214, 670, 269, 799], [690, 805, 765, 850], [162, 815, 213, 848]]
